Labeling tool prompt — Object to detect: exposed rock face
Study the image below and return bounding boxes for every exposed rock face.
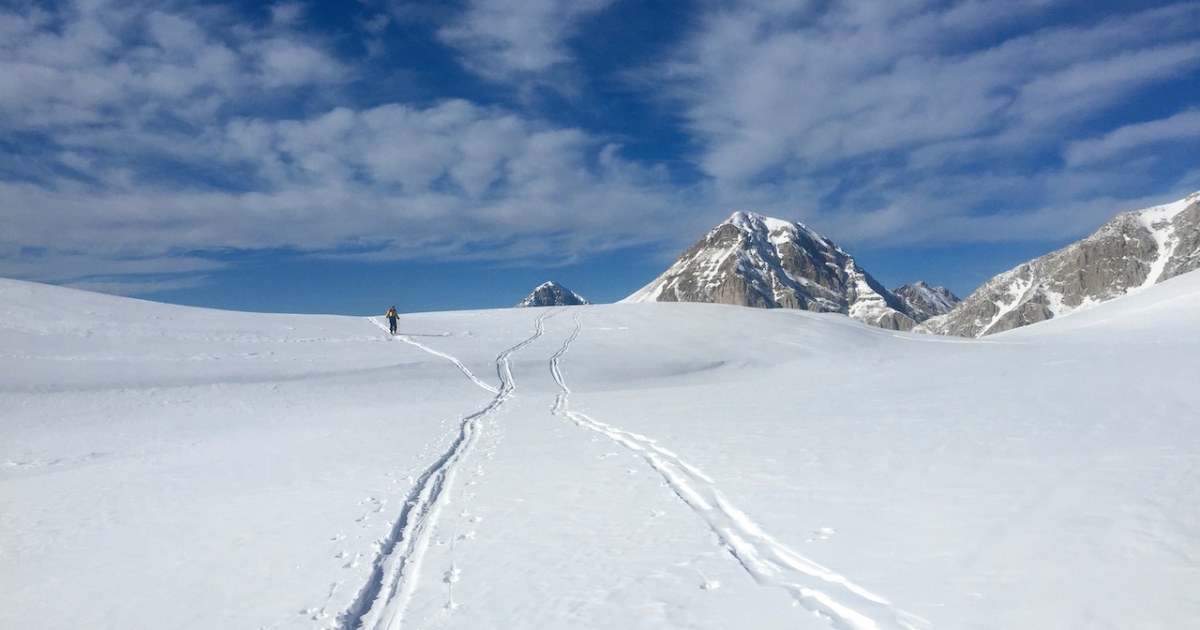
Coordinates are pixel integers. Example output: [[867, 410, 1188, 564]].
[[894, 282, 961, 322], [516, 281, 589, 307], [622, 211, 921, 330], [917, 191, 1200, 337]]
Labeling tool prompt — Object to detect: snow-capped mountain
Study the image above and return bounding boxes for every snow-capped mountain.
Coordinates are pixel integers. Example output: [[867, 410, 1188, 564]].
[[622, 211, 921, 330], [894, 281, 961, 322], [918, 191, 1200, 337], [516, 281, 589, 307]]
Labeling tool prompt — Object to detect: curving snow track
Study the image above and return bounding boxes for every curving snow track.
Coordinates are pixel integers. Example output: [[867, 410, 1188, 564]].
[[547, 310, 930, 630], [342, 312, 554, 630]]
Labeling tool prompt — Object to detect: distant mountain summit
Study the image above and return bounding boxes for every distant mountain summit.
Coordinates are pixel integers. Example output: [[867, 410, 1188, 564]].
[[894, 281, 961, 322], [918, 191, 1200, 337], [622, 211, 927, 330], [516, 281, 589, 307]]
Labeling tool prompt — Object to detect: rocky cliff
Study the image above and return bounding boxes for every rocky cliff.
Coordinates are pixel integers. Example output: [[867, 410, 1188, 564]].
[[623, 211, 923, 330], [894, 282, 961, 322], [917, 191, 1200, 337]]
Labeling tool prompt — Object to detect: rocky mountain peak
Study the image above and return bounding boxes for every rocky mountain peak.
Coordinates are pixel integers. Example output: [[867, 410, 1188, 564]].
[[623, 211, 921, 330], [894, 282, 961, 321], [516, 281, 589, 308]]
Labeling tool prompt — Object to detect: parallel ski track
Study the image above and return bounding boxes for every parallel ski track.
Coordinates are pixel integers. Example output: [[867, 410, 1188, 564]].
[[549, 310, 582, 415], [547, 311, 930, 630], [342, 311, 554, 630]]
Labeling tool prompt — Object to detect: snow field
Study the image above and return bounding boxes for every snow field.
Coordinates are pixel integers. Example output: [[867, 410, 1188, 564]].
[[2, 273, 1200, 629]]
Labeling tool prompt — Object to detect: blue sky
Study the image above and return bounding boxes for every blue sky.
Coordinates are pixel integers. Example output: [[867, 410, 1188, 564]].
[[2, 0, 1198, 315]]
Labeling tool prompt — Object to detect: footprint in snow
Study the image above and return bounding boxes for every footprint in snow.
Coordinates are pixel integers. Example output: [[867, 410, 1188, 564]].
[[806, 527, 836, 542]]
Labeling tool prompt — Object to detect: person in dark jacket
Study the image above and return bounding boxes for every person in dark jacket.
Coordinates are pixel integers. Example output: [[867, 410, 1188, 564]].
[[385, 306, 399, 335]]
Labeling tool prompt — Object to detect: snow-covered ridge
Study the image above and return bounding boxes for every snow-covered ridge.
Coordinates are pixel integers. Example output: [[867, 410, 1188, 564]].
[[918, 191, 1200, 337], [1135, 191, 1198, 290], [893, 281, 961, 321]]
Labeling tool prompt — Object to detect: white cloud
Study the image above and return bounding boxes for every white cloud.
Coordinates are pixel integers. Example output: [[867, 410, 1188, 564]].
[[438, 0, 615, 85], [0, 0, 348, 134], [0, 0, 698, 285], [666, 1, 1200, 177], [255, 37, 347, 88], [648, 0, 1200, 244], [1, 94, 687, 277], [4, 0, 1199, 292], [1065, 110, 1200, 166]]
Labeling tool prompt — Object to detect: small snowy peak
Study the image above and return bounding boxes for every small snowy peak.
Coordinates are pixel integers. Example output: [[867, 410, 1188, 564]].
[[516, 281, 589, 307], [918, 191, 1200, 337], [622, 211, 920, 330], [893, 282, 961, 321]]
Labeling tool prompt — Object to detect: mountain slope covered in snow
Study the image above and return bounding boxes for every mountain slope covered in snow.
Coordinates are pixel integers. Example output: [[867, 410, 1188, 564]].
[[515, 281, 589, 307], [918, 191, 1200, 337], [893, 281, 960, 321], [623, 211, 922, 330], [2, 273, 1199, 630]]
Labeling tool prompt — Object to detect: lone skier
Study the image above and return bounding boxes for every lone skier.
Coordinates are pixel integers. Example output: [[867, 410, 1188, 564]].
[[385, 305, 399, 335]]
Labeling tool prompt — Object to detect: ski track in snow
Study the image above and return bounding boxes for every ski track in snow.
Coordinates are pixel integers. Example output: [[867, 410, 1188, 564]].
[[339, 312, 554, 630], [547, 311, 930, 630], [368, 318, 499, 394], [359, 310, 928, 630]]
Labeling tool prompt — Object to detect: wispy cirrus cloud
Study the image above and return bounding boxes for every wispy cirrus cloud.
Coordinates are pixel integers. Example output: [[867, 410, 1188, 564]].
[[652, 0, 1200, 244], [437, 0, 616, 89], [2, 0, 1198, 301], [1065, 109, 1200, 166], [0, 0, 689, 287], [0, 0, 347, 132]]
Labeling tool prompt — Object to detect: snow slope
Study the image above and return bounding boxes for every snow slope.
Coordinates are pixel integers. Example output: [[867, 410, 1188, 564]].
[[2, 273, 1198, 630]]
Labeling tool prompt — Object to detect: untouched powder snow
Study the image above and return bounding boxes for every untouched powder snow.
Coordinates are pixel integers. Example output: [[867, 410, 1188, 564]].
[[2, 273, 1199, 630]]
